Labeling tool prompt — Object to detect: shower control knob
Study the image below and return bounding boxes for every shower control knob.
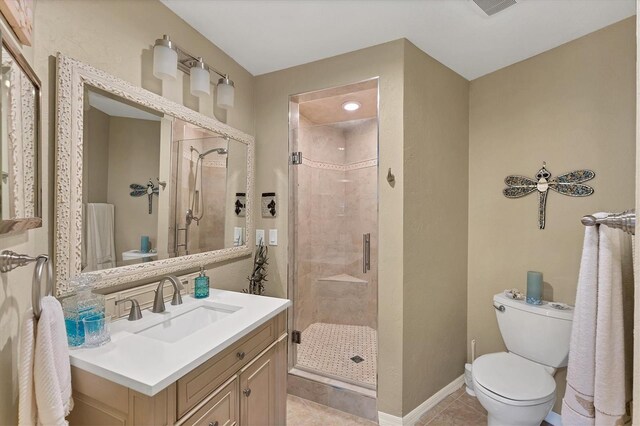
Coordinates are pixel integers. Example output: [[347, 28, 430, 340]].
[[243, 388, 251, 397], [208, 422, 218, 426], [236, 351, 245, 360]]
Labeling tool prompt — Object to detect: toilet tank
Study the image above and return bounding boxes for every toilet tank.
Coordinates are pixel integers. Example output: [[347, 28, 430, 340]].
[[493, 293, 574, 368]]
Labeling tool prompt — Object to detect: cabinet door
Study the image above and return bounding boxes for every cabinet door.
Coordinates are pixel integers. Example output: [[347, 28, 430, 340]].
[[239, 345, 276, 426], [180, 377, 238, 426]]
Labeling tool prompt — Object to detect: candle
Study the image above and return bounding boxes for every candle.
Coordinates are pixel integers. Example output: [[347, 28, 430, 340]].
[[140, 236, 150, 253], [526, 271, 543, 305]]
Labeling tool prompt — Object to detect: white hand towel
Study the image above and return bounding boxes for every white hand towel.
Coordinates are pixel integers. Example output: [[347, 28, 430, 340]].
[[563, 220, 599, 425], [84, 203, 116, 271], [594, 225, 633, 424], [34, 296, 73, 426], [18, 309, 36, 426], [562, 215, 633, 425]]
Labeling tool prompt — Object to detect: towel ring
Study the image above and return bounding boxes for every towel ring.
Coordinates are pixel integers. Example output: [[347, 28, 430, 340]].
[[32, 255, 52, 320], [0, 250, 53, 320]]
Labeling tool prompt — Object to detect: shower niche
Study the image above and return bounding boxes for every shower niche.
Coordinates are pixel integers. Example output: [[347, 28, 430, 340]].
[[288, 79, 379, 408]]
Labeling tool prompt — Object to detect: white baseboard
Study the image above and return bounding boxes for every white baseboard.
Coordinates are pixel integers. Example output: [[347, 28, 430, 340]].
[[378, 411, 403, 426], [544, 410, 562, 426], [378, 375, 465, 426]]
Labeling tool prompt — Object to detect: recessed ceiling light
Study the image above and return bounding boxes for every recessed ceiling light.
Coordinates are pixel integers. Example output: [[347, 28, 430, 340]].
[[342, 101, 360, 111]]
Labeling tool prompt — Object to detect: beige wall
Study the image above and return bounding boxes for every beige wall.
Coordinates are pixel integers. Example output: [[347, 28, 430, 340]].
[[254, 40, 405, 416], [84, 108, 110, 204], [107, 117, 161, 259], [468, 17, 636, 413], [402, 41, 470, 414], [0, 0, 256, 423]]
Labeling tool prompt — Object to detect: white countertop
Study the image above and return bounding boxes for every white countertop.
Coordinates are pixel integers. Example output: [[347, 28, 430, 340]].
[[69, 289, 291, 396]]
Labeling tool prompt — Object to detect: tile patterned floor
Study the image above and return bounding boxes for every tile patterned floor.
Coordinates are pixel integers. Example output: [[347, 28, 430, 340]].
[[287, 394, 377, 426], [416, 386, 487, 425], [297, 323, 377, 388], [287, 386, 554, 425]]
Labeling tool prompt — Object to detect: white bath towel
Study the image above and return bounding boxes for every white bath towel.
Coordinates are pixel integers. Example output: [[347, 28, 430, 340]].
[[562, 215, 633, 425], [83, 203, 116, 271], [18, 309, 36, 426], [34, 296, 73, 426]]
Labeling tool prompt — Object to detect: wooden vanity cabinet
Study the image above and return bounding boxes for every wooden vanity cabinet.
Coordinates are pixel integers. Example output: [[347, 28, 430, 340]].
[[68, 312, 287, 426]]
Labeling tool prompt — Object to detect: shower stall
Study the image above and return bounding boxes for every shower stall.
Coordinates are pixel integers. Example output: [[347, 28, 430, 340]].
[[171, 119, 229, 256], [288, 80, 379, 402]]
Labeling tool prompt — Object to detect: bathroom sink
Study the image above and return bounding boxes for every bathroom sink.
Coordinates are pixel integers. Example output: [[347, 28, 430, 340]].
[[135, 303, 241, 343]]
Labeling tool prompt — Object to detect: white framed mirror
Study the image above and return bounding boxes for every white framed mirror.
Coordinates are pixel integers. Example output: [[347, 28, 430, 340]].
[[55, 54, 254, 295], [0, 29, 41, 234]]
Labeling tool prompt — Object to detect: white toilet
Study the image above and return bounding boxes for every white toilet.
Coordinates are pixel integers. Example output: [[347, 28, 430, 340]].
[[472, 293, 573, 426]]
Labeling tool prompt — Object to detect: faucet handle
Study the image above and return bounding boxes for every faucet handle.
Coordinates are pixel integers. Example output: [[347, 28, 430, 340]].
[[172, 289, 183, 306], [116, 298, 143, 321], [170, 275, 184, 306]]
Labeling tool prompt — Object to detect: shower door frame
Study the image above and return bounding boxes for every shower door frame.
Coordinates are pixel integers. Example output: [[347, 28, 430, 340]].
[[287, 77, 381, 392]]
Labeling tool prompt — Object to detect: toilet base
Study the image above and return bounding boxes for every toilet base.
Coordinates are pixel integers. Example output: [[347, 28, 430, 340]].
[[487, 413, 548, 426]]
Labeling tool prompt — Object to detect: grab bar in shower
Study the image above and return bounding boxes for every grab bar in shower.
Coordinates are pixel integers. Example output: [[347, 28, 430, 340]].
[[363, 233, 371, 273], [176, 225, 189, 254]]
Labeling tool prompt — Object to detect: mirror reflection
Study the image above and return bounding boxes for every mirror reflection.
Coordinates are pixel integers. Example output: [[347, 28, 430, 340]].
[[1, 42, 38, 223], [170, 119, 248, 257], [82, 87, 248, 272]]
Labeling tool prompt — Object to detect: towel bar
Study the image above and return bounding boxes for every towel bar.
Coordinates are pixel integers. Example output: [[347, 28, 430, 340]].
[[581, 209, 635, 235], [0, 250, 53, 319]]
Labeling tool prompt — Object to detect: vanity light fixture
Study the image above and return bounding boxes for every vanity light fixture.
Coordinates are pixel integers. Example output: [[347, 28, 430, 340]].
[[152, 35, 178, 80], [189, 58, 210, 97], [342, 101, 361, 111], [152, 34, 235, 108]]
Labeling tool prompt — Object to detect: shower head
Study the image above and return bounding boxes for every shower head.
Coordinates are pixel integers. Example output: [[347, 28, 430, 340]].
[[199, 147, 228, 158]]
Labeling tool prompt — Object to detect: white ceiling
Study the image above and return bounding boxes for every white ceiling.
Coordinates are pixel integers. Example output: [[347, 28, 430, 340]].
[[162, 0, 635, 80], [88, 91, 162, 121]]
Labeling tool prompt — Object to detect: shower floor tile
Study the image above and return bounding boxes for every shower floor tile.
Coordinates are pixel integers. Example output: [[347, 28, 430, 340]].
[[296, 323, 377, 389]]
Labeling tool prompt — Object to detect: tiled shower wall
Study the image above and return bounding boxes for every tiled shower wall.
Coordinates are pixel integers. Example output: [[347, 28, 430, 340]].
[[295, 116, 378, 332], [172, 121, 227, 255]]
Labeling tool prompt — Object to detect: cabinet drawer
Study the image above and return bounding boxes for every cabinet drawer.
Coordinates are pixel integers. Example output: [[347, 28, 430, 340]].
[[179, 377, 238, 426], [177, 315, 281, 417]]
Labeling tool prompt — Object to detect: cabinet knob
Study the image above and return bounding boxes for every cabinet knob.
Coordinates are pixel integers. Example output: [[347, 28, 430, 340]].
[[208, 422, 218, 426], [236, 351, 245, 360], [243, 388, 251, 397]]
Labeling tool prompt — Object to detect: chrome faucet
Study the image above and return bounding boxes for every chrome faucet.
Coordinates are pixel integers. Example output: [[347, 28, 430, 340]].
[[151, 275, 184, 313]]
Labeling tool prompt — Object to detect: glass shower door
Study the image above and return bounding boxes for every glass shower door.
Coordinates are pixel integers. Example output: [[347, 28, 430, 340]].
[[288, 85, 379, 391]]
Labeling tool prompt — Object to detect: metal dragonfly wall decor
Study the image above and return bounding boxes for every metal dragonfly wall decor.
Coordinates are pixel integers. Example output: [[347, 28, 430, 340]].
[[503, 163, 595, 229], [129, 179, 160, 214]]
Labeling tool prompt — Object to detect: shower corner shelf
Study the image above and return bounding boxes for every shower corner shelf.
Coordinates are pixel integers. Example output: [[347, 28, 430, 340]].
[[317, 273, 368, 284]]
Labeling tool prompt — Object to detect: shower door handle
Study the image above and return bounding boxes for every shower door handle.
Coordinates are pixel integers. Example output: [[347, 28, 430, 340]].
[[363, 233, 371, 273]]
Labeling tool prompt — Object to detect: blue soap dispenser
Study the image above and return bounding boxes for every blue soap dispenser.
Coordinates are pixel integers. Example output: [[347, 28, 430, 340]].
[[194, 266, 210, 299]]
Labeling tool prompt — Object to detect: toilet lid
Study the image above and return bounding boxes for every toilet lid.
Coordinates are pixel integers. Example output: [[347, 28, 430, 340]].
[[473, 352, 555, 401]]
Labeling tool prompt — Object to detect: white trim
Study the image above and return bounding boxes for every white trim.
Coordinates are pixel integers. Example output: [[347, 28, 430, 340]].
[[544, 410, 562, 426], [377, 412, 403, 426], [378, 375, 465, 426]]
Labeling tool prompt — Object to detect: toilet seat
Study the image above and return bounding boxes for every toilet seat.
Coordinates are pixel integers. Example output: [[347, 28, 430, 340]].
[[473, 352, 555, 405]]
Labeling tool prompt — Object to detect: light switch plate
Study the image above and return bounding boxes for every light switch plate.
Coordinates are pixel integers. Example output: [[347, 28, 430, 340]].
[[269, 229, 277, 246], [256, 229, 265, 246]]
